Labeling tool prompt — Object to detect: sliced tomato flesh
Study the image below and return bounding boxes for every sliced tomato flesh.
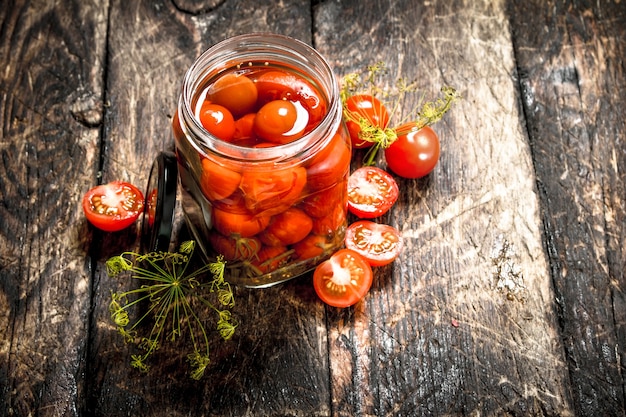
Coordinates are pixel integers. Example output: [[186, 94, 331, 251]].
[[313, 249, 373, 308], [347, 166, 399, 219], [82, 181, 144, 232], [345, 220, 402, 267]]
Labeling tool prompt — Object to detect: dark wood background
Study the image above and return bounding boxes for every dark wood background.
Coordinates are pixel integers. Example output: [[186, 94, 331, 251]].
[[1, 0, 625, 416]]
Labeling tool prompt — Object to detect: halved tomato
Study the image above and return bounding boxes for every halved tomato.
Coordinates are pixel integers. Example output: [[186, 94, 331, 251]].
[[313, 249, 373, 308], [347, 166, 399, 218], [344, 220, 402, 267], [82, 181, 144, 232]]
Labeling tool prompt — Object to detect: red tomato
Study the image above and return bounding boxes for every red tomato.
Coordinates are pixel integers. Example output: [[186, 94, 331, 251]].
[[207, 72, 258, 117], [292, 234, 332, 260], [344, 94, 390, 149], [311, 204, 347, 236], [385, 125, 440, 179], [306, 132, 351, 191], [232, 113, 257, 145], [259, 207, 313, 246], [347, 166, 399, 218], [82, 181, 144, 232], [313, 249, 373, 308], [254, 99, 307, 144], [197, 101, 236, 141], [299, 181, 346, 219], [253, 69, 326, 128], [249, 245, 290, 274], [199, 157, 242, 201], [344, 220, 402, 267], [240, 166, 307, 215], [208, 233, 261, 261], [212, 207, 270, 238]]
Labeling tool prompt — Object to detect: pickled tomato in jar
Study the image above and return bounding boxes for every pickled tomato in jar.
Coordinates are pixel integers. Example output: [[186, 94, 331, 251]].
[[173, 34, 350, 287]]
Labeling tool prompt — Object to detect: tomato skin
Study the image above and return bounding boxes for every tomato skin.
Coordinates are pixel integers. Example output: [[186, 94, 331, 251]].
[[208, 233, 261, 261], [313, 249, 373, 308], [385, 125, 440, 179], [344, 94, 390, 149], [212, 207, 270, 238], [199, 157, 242, 201], [254, 99, 307, 144], [292, 234, 332, 260], [347, 166, 399, 218], [198, 101, 236, 141], [259, 207, 313, 246], [240, 166, 307, 216], [82, 181, 144, 232], [232, 113, 257, 145], [253, 70, 326, 128], [344, 220, 402, 267], [207, 72, 258, 117], [306, 133, 351, 191], [250, 245, 290, 274]]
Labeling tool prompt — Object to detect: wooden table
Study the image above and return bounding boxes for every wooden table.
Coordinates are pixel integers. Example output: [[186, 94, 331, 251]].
[[1, 0, 625, 416]]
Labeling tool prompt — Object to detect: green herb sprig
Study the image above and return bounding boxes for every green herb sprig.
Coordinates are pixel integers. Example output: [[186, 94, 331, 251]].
[[341, 61, 461, 166], [106, 240, 236, 380]]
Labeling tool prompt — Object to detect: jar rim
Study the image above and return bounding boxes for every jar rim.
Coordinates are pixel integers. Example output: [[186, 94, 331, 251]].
[[177, 33, 342, 164]]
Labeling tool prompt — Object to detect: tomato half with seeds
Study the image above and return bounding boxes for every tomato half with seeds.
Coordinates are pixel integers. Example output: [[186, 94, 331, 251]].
[[347, 166, 399, 218], [313, 249, 373, 308], [82, 181, 144, 232], [385, 125, 440, 179], [344, 220, 402, 267], [344, 94, 390, 149]]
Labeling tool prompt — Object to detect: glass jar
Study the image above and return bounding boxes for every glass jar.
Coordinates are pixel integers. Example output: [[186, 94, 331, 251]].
[[171, 34, 351, 288]]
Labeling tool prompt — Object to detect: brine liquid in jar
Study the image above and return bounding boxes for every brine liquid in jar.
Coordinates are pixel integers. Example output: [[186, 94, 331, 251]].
[[173, 34, 350, 288]]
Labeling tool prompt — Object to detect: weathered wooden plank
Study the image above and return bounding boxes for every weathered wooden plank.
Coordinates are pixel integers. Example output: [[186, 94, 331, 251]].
[[315, 0, 573, 415], [85, 1, 331, 416], [0, 0, 107, 416], [508, 0, 626, 415]]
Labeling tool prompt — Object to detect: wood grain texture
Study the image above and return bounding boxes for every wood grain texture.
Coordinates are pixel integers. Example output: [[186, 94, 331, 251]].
[[84, 1, 328, 416], [315, 0, 572, 415], [508, 0, 626, 415], [1, 0, 625, 416], [0, 1, 107, 416]]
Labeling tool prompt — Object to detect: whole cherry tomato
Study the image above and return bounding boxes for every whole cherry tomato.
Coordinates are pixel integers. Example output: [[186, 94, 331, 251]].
[[344, 94, 390, 149], [208, 233, 261, 261], [253, 69, 326, 129], [212, 207, 270, 238], [313, 249, 373, 308], [344, 220, 403, 267], [306, 133, 351, 191], [259, 207, 313, 246], [82, 181, 144, 232], [254, 99, 308, 144], [199, 157, 242, 202], [347, 166, 399, 218], [197, 101, 236, 141], [207, 72, 258, 117], [239, 166, 307, 215], [385, 125, 440, 179]]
